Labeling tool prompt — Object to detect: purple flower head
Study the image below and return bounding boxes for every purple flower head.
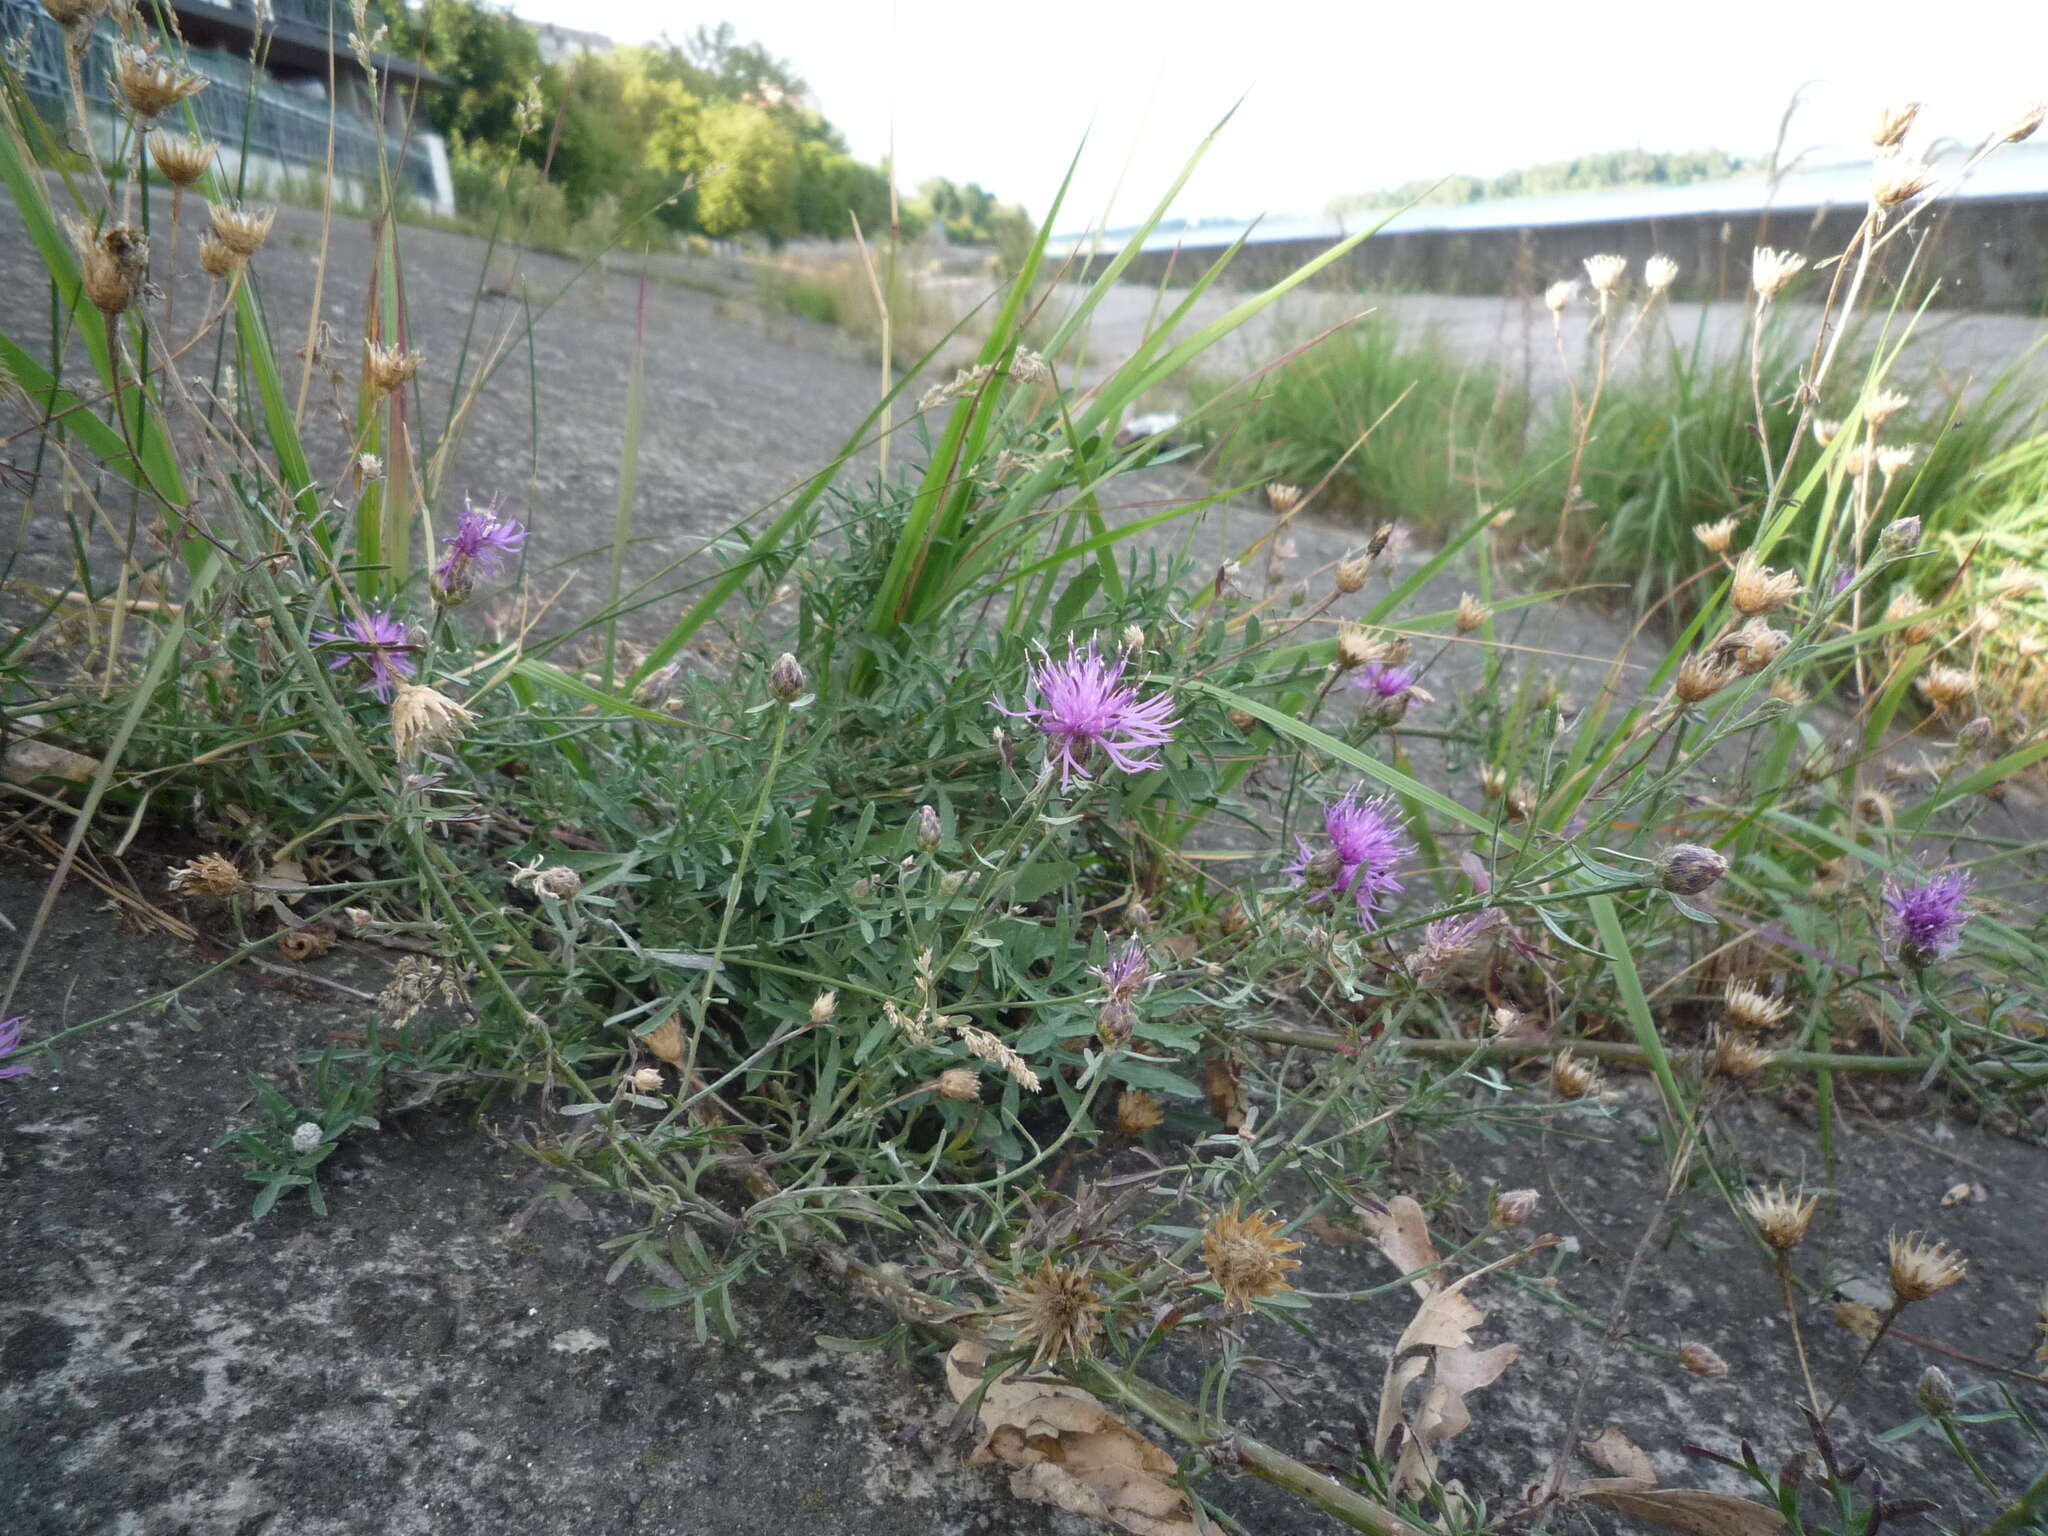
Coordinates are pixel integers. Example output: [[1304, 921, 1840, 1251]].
[[1832, 568, 1855, 596], [1882, 869, 1974, 968], [1287, 790, 1415, 925], [1090, 937, 1154, 1003], [434, 496, 526, 603], [313, 606, 416, 702], [992, 640, 1179, 791], [1351, 662, 1417, 700], [0, 1015, 29, 1080]]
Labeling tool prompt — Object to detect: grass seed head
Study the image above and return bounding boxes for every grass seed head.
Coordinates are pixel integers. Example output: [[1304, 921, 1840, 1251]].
[[1550, 1049, 1600, 1100], [1202, 1203, 1303, 1311], [40, 0, 104, 25], [1887, 1230, 1967, 1302], [1678, 1342, 1730, 1378], [1723, 980, 1793, 1032], [1731, 551, 1801, 616], [1752, 246, 1808, 299], [148, 130, 216, 185], [1871, 101, 1921, 148], [1000, 1259, 1105, 1368], [208, 202, 275, 257], [1741, 1184, 1817, 1248], [116, 45, 207, 117], [167, 852, 248, 899]]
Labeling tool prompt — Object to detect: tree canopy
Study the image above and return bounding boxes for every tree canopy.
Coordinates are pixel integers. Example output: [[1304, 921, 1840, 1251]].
[[1333, 149, 1758, 216]]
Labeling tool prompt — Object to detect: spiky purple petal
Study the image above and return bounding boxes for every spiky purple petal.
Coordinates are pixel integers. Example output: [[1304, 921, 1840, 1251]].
[[992, 640, 1179, 790], [1287, 790, 1415, 925]]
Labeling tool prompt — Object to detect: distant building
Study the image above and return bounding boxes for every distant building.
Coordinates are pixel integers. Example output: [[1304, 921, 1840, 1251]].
[[1, 0, 457, 214], [531, 20, 612, 65]]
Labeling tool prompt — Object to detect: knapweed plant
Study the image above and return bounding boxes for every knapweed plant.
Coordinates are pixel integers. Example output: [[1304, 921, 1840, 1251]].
[[3, 28, 2046, 1532]]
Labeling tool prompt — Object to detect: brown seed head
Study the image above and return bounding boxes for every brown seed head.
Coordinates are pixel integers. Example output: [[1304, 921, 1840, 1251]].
[[1723, 980, 1793, 1032], [1871, 101, 1921, 148], [1582, 253, 1627, 294], [1544, 278, 1579, 313], [208, 202, 274, 257], [1643, 254, 1679, 292], [1693, 517, 1737, 555], [1888, 1230, 1967, 1303], [1335, 555, 1370, 593], [629, 1066, 664, 1094], [148, 131, 216, 186], [278, 925, 338, 963], [1719, 618, 1789, 675], [999, 1259, 1104, 1368], [66, 218, 148, 315], [1710, 1030, 1774, 1079], [1202, 1203, 1304, 1311], [1769, 678, 1809, 707], [1812, 418, 1843, 447], [1752, 246, 1808, 299], [40, 0, 105, 25], [116, 46, 208, 118], [1916, 665, 1976, 712], [1872, 150, 1935, 207], [364, 338, 424, 396], [1489, 1187, 1540, 1227], [1674, 653, 1735, 704], [1116, 1089, 1164, 1135], [1731, 551, 1801, 616], [1678, 1342, 1731, 1379], [1335, 620, 1373, 670], [390, 682, 475, 757], [197, 232, 241, 278], [1886, 591, 1936, 645], [1478, 764, 1508, 800], [167, 852, 248, 899], [1505, 776, 1539, 822], [935, 1067, 981, 1103], [1265, 482, 1303, 516], [809, 990, 838, 1025], [1742, 1184, 1817, 1249], [1550, 1049, 1600, 1100], [1454, 592, 1489, 633], [2001, 101, 2047, 144]]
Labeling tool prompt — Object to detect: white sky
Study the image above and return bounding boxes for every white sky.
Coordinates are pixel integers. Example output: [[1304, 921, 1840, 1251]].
[[505, 0, 2048, 227]]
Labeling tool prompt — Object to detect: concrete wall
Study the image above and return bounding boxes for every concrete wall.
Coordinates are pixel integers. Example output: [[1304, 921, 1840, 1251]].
[[1072, 199, 2048, 314]]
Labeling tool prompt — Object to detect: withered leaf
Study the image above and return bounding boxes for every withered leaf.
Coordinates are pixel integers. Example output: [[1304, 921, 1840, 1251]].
[[1582, 1426, 1656, 1487], [643, 1016, 685, 1065], [1356, 1194, 1441, 1295], [1304, 1214, 1372, 1245], [945, 1341, 1198, 1536], [1201, 1055, 1245, 1132], [1583, 1484, 1787, 1536], [2, 737, 98, 785]]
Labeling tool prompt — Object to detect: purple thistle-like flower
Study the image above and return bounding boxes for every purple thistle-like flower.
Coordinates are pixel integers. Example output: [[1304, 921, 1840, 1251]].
[[0, 1015, 29, 1080], [1351, 662, 1416, 700], [1883, 869, 1974, 967], [992, 640, 1179, 790], [1090, 938, 1154, 1003], [434, 496, 526, 602], [313, 607, 416, 701], [1287, 790, 1415, 925]]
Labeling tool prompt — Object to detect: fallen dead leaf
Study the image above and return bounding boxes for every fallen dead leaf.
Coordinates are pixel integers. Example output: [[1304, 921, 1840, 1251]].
[[1356, 1194, 1442, 1296], [1201, 1055, 1245, 1132], [1582, 1426, 1656, 1486], [3, 737, 99, 785], [1304, 1214, 1371, 1245], [1582, 1483, 1787, 1536], [945, 1340, 1198, 1536]]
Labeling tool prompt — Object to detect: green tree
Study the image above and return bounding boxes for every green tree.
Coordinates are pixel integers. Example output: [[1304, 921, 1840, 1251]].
[[695, 101, 799, 237]]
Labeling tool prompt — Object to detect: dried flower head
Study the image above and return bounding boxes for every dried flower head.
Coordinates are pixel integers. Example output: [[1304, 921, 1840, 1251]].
[[1544, 278, 1579, 314], [1505, 776, 1539, 821], [65, 218, 148, 315], [1865, 388, 1911, 431], [1116, 1089, 1164, 1135], [197, 232, 240, 278], [1723, 980, 1793, 1032], [935, 1067, 981, 1103], [1731, 551, 1801, 616], [629, 1066, 664, 1094], [509, 858, 582, 901], [1887, 1231, 1967, 1303], [1752, 247, 1808, 299], [1000, 1259, 1105, 1368], [1742, 1184, 1817, 1249], [1812, 418, 1842, 447], [116, 46, 208, 118], [1886, 591, 1936, 644], [364, 338, 423, 396], [2001, 101, 2047, 144], [1120, 624, 1147, 654], [391, 682, 476, 757], [1334, 619, 1374, 670], [1265, 483, 1304, 516], [1550, 1049, 1601, 1100], [1678, 1342, 1730, 1379], [992, 640, 1178, 791], [1871, 101, 1921, 148], [1674, 653, 1735, 704], [1202, 1203, 1303, 1312], [1454, 593, 1489, 633], [1478, 764, 1508, 800], [1489, 1187, 1540, 1227], [39, 0, 104, 25], [1719, 618, 1789, 675], [1769, 678, 1809, 707], [1643, 254, 1679, 292], [148, 131, 216, 186], [809, 991, 838, 1026], [1582, 253, 1627, 295], [1883, 869, 1973, 968], [1657, 844, 1729, 896], [1287, 790, 1414, 926], [314, 606, 415, 700], [1693, 517, 1737, 555], [1872, 151, 1935, 208], [1336, 554, 1370, 593], [1710, 1030, 1774, 1079], [1916, 665, 1976, 711], [167, 852, 249, 899], [208, 202, 274, 257]]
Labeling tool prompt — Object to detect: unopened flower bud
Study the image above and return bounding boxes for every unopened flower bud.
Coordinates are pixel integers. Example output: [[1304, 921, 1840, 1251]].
[[1957, 715, 1993, 751], [914, 804, 942, 851], [809, 991, 838, 1026], [1879, 516, 1923, 556], [1916, 1365, 1958, 1417], [630, 1067, 663, 1094], [768, 652, 805, 702], [1657, 843, 1729, 895], [1489, 1188, 1539, 1227], [1454, 593, 1488, 632], [1301, 847, 1343, 891], [1121, 624, 1146, 652]]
